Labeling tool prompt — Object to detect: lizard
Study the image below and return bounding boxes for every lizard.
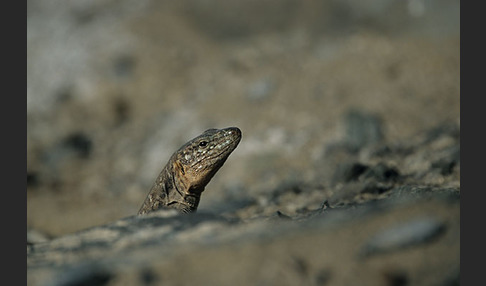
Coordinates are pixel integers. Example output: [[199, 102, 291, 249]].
[[138, 127, 242, 215]]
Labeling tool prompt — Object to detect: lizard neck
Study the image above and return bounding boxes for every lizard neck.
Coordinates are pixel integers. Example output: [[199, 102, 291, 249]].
[[137, 163, 202, 214], [166, 161, 202, 213]]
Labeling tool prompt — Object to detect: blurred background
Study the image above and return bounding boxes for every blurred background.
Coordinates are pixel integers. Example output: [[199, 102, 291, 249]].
[[27, 0, 459, 237]]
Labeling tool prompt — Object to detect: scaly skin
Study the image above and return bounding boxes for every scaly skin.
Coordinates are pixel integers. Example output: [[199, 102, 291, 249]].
[[138, 127, 241, 215]]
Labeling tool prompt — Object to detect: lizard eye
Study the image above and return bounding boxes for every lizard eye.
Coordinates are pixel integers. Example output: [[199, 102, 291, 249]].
[[199, 141, 208, 147]]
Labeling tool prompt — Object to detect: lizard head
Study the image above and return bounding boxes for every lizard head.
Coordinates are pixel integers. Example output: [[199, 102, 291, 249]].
[[173, 127, 242, 195]]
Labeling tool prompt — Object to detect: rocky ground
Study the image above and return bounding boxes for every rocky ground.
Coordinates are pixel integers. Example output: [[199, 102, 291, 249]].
[[27, 1, 459, 285]]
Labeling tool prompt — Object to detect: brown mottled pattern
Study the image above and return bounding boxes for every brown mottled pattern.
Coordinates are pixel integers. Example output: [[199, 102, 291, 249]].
[[138, 127, 242, 215]]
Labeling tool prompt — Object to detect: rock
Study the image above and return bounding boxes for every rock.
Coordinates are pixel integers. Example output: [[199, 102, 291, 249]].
[[389, 185, 460, 202], [47, 263, 112, 286], [62, 132, 93, 159], [331, 162, 369, 185], [331, 162, 399, 186], [362, 163, 400, 182], [27, 228, 50, 244], [343, 110, 384, 152], [430, 145, 460, 175], [27, 194, 459, 286], [328, 181, 390, 206], [360, 217, 446, 257]]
